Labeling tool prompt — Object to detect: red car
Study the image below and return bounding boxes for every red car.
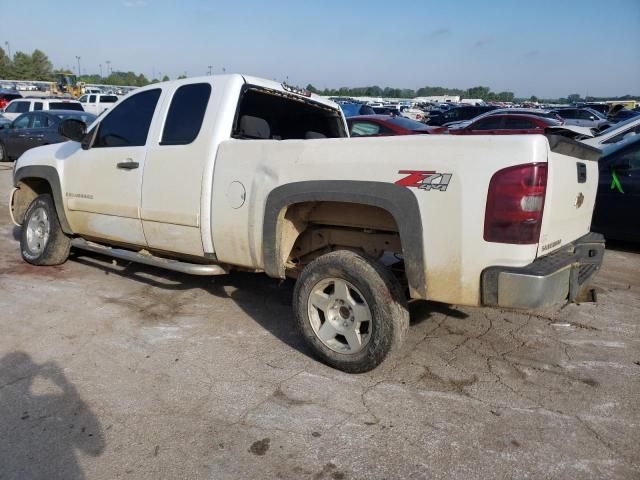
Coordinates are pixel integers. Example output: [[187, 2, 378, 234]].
[[449, 113, 562, 135], [347, 115, 446, 137]]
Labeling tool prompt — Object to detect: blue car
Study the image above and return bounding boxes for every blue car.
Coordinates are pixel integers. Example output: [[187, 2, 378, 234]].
[[339, 103, 375, 118]]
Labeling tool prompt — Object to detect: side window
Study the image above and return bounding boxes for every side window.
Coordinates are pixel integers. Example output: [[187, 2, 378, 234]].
[[6, 101, 29, 113], [78, 95, 88, 103], [13, 114, 32, 129], [614, 145, 640, 172], [33, 102, 43, 111], [350, 122, 381, 136], [31, 115, 50, 129], [161, 83, 212, 145], [578, 110, 594, 120], [89, 95, 96, 103], [503, 117, 537, 129], [472, 117, 504, 130], [93, 89, 161, 148]]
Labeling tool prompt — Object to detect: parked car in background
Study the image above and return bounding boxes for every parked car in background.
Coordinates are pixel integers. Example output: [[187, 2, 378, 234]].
[[550, 108, 610, 130], [347, 115, 446, 136], [607, 108, 640, 124], [338, 102, 375, 118], [0, 110, 96, 162], [591, 135, 640, 241], [77, 93, 120, 115], [582, 116, 640, 147], [448, 114, 561, 135], [1, 98, 84, 120], [445, 108, 563, 130], [426, 105, 497, 126], [0, 89, 22, 112], [400, 107, 428, 122]]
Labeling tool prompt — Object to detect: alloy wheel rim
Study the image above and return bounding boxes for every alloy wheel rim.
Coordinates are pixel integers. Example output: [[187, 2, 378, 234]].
[[307, 277, 372, 354], [26, 207, 50, 255]]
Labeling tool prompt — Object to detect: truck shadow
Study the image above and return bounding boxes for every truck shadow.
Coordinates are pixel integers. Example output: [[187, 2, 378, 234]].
[[0, 351, 105, 480], [69, 250, 463, 359]]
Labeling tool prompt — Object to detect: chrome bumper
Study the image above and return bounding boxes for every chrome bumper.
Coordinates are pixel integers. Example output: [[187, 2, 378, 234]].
[[481, 233, 605, 309]]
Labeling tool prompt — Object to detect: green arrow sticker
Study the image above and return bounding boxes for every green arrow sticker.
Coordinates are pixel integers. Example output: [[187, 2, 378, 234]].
[[611, 169, 624, 194]]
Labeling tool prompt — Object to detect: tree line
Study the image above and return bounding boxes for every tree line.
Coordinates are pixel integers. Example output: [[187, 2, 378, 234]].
[[0, 47, 635, 102]]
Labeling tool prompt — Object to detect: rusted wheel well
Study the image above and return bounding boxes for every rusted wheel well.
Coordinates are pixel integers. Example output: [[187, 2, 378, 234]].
[[12, 178, 53, 225], [278, 201, 405, 279]]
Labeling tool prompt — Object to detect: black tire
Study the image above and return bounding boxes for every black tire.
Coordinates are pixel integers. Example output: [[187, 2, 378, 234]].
[[293, 250, 409, 373], [20, 194, 71, 266]]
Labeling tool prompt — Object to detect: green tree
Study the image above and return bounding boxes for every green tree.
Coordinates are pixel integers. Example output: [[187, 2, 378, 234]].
[[567, 93, 581, 103], [162, 75, 170, 82], [30, 49, 53, 80], [10, 52, 34, 80], [0, 47, 10, 79], [177, 74, 187, 79]]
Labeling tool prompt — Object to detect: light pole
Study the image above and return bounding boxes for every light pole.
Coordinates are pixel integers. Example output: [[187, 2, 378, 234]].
[[105, 60, 111, 76], [4, 41, 10, 59], [99, 63, 103, 79], [75, 56, 81, 78], [207, 65, 212, 76]]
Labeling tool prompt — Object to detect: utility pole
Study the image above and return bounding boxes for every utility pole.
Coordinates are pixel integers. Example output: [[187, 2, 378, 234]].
[[207, 65, 212, 76], [75, 56, 81, 78], [99, 63, 103, 78], [106, 60, 111, 75], [4, 41, 10, 59]]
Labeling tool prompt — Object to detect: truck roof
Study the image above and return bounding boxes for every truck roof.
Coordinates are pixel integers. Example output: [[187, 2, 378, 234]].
[[129, 73, 340, 111]]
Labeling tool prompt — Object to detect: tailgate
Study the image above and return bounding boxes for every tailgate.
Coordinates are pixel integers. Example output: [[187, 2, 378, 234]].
[[537, 135, 601, 256]]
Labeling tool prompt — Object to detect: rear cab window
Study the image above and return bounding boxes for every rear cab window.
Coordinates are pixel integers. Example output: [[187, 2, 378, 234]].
[[232, 86, 346, 140]]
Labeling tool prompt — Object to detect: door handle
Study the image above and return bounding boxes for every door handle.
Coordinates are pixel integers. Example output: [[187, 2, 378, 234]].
[[117, 159, 139, 170]]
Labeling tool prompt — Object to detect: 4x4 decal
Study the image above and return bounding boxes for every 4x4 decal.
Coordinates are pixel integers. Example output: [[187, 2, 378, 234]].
[[395, 170, 453, 192]]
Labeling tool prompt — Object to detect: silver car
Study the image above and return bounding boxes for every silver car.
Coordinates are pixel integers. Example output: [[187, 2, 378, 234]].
[[550, 108, 610, 130]]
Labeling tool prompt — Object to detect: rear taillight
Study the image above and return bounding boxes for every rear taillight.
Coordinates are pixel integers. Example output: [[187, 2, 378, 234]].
[[0, 99, 7, 109], [484, 163, 547, 244]]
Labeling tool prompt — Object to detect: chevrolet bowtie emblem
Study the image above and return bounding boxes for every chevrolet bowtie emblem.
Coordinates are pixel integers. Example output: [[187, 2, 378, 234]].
[[575, 192, 584, 208]]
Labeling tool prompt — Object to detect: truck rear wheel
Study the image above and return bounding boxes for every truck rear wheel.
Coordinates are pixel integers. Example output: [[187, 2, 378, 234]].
[[293, 250, 409, 373], [20, 194, 71, 266]]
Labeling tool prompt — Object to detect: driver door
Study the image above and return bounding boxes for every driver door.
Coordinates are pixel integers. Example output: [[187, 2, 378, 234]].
[[63, 88, 163, 247]]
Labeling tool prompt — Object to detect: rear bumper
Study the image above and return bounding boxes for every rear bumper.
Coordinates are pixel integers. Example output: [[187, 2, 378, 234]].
[[481, 233, 605, 309]]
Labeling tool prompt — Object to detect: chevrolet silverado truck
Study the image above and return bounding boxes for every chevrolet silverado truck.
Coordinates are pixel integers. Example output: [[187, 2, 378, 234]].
[[9, 75, 605, 373]]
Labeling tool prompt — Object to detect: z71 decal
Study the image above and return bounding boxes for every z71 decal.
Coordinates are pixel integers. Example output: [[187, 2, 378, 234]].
[[395, 170, 453, 192]]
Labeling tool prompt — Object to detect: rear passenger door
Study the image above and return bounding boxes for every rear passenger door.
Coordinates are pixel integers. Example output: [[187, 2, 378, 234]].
[[141, 82, 213, 255], [5, 113, 33, 158]]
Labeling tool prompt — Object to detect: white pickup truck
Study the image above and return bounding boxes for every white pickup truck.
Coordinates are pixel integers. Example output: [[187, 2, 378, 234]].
[[9, 74, 605, 372], [77, 93, 119, 115]]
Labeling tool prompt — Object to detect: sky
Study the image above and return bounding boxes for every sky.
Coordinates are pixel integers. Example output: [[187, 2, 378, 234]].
[[1, 0, 639, 98]]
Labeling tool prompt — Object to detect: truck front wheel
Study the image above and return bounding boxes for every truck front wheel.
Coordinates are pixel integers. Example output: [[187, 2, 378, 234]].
[[293, 250, 409, 373], [20, 194, 71, 266]]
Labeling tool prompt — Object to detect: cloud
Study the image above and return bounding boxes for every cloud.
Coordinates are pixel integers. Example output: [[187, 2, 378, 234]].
[[122, 0, 147, 7], [474, 37, 492, 47], [428, 27, 451, 38]]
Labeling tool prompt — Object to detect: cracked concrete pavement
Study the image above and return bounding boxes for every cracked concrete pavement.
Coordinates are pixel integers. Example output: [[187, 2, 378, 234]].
[[0, 165, 638, 479]]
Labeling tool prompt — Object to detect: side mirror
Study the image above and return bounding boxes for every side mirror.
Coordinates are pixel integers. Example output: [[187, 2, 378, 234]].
[[58, 118, 86, 142]]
